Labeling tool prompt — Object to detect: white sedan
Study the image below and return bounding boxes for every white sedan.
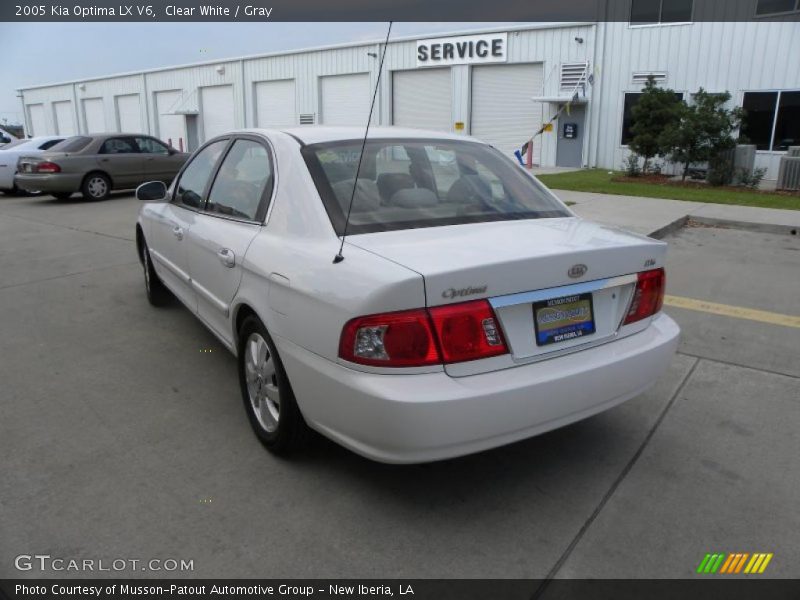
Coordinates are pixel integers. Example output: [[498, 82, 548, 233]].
[[0, 136, 65, 194], [135, 127, 679, 463]]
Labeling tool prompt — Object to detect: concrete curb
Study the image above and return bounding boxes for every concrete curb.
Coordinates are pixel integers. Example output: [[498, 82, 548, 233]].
[[648, 216, 690, 240], [648, 214, 800, 239]]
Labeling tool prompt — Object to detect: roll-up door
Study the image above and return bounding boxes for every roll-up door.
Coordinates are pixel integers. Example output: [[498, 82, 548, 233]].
[[155, 90, 185, 149], [255, 79, 296, 128], [82, 98, 106, 133], [471, 63, 544, 161], [392, 68, 452, 132], [53, 101, 75, 136], [116, 94, 143, 132], [200, 85, 235, 141], [27, 104, 47, 136], [320, 73, 370, 126]]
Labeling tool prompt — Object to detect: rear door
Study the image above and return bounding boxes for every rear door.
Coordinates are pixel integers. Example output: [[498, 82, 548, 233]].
[[186, 136, 274, 343], [136, 136, 185, 185], [97, 136, 143, 188], [148, 138, 229, 311]]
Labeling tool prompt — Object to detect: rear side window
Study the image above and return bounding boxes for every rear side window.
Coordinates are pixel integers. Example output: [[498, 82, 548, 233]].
[[100, 137, 138, 154], [302, 139, 569, 235], [136, 137, 170, 155], [38, 139, 64, 151], [174, 140, 227, 209], [49, 136, 92, 152], [206, 139, 273, 221]]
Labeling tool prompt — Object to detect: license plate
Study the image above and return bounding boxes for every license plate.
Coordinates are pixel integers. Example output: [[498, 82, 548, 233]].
[[533, 292, 596, 347]]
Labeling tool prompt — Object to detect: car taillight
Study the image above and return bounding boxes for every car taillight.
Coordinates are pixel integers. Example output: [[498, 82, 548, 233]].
[[339, 309, 440, 367], [339, 299, 509, 367], [428, 300, 508, 364], [36, 161, 61, 173], [623, 268, 666, 325]]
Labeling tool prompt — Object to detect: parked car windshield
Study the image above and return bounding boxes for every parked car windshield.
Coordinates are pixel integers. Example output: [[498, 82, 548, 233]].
[[48, 136, 93, 153], [302, 139, 569, 235], [0, 139, 29, 150]]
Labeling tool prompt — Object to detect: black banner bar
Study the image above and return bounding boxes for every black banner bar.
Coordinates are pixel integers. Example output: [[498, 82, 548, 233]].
[[2, 0, 800, 22]]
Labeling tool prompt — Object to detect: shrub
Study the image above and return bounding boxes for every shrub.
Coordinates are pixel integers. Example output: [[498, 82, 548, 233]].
[[623, 153, 641, 177]]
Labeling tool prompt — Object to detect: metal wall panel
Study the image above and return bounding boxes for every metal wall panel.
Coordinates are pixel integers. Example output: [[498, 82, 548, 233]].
[[155, 90, 185, 148], [254, 79, 297, 128], [53, 101, 75, 136], [26, 104, 47, 136], [115, 94, 143, 132], [392, 68, 452, 132], [82, 98, 106, 133]]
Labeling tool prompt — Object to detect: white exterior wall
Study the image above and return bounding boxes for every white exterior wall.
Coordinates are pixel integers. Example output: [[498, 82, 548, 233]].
[[16, 19, 799, 181], [590, 20, 800, 182]]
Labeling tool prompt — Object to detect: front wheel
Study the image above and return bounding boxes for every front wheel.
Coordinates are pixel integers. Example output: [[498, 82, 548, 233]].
[[238, 316, 310, 454], [81, 173, 111, 201], [141, 241, 171, 306]]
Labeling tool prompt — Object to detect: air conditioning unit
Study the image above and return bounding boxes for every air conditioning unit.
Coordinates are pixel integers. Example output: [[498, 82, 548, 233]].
[[787, 146, 800, 158], [777, 156, 800, 191], [733, 145, 756, 173]]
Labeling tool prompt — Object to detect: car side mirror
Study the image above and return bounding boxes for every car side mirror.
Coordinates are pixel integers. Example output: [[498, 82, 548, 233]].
[[168, 147, 177, 155], [136, 181, 168, 201]]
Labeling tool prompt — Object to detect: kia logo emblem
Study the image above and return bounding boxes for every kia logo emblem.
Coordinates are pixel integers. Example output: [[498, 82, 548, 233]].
[[568, 264, 588, 279]]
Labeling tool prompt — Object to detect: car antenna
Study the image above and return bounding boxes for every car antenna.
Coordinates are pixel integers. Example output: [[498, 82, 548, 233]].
[[333, 21, 393, 264]]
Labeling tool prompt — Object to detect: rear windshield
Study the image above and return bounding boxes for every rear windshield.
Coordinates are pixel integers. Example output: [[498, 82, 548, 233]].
[[302, 139, 569, 235], [49, 136, 93, 153]]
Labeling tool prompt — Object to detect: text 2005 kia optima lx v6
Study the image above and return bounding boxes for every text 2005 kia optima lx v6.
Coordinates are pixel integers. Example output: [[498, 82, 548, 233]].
[[135, 127, 679, 463]]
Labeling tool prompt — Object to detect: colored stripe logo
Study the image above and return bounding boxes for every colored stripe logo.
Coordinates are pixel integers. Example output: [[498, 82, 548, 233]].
[[696, 552, 773, 574]]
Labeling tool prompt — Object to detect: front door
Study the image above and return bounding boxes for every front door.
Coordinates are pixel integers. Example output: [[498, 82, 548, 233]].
[[556, 105, 586, 168], [186, 137, 274, 344]]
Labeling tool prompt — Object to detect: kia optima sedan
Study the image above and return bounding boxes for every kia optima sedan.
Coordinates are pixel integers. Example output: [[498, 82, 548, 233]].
[[135, 127, 679, 463], [15, 134, 188, 201]]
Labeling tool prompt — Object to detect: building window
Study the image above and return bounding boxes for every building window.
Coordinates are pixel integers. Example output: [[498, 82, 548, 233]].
[[741, 91, 800, 151], [630, 0, 693, 24], [755, 0, 800, 16], [621, 92, 683, 146]]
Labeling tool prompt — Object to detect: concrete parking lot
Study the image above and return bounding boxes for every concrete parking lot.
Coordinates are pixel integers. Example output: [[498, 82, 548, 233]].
[[1, 192, 798, 579]]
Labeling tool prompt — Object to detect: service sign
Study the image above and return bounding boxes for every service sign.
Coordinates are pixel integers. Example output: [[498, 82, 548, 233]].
[[416, 33, 508, 68]]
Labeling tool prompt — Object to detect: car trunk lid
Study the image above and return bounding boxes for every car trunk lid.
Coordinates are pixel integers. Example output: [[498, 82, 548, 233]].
[[346, 217, 667, 372]]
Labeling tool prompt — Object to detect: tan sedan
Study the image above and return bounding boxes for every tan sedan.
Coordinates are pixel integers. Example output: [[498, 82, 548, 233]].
[[15, 134, 189, 201]]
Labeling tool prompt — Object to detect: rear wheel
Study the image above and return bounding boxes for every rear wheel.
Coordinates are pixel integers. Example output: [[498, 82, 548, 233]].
[[141, 240, 171, 306], [238, 315, 310, 454], [81, 172, 111, 201]]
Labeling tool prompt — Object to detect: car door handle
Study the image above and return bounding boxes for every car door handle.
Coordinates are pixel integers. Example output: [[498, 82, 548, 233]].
[[172, 226, 184, 240], [217, 248, 235, 268]]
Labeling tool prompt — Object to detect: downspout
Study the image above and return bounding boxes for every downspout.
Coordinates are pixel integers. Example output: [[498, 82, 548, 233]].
[[17, 90, 28, 137], [142, 73, 151, 135], [240, 58, 247, 127]]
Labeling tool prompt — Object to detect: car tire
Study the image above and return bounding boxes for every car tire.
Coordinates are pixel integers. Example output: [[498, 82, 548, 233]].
[[141, 241, 171, 307], [238, 315, 310, 455], [81, 172, 111, 201], [52, 192, 73, 200]]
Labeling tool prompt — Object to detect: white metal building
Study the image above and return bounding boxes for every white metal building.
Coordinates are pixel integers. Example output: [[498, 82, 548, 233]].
[[17, 3, 800, 184]]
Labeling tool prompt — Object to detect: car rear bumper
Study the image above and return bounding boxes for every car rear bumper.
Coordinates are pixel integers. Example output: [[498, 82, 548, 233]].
[[277, 313, 680, 463], [15, 173, 83, 193]]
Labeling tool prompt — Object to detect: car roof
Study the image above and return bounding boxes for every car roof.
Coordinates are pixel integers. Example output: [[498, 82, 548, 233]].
[[238, 126, 482, 146]]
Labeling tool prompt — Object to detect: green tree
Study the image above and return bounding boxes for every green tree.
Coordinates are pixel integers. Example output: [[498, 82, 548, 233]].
[[628, 77, 682, 173], [660, 89, 744, 182]]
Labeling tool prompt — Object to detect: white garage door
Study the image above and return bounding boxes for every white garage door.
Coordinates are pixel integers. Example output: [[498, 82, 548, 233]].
[[83, 98, 106, 133], [471, 63, 544, 161], [200, 85, 235, 141], [393, 68, 452, 132], [53, 101, 75, 136], [116, 94, 143, 132], [255, 79, 296, 128], [27, 104, 47, 136], [320, 73, 371, 126], [156, 90, 186, 149]]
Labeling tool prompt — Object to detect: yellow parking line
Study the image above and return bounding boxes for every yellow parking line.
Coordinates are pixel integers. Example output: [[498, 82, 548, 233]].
[[663, 295, 800, 329]]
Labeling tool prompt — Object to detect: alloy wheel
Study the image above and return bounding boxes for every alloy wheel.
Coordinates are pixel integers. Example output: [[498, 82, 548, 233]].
[[244, 332, 281, 433]]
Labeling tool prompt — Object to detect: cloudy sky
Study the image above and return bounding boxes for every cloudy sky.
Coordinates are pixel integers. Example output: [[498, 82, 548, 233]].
[[0, 22, 525, 126]]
